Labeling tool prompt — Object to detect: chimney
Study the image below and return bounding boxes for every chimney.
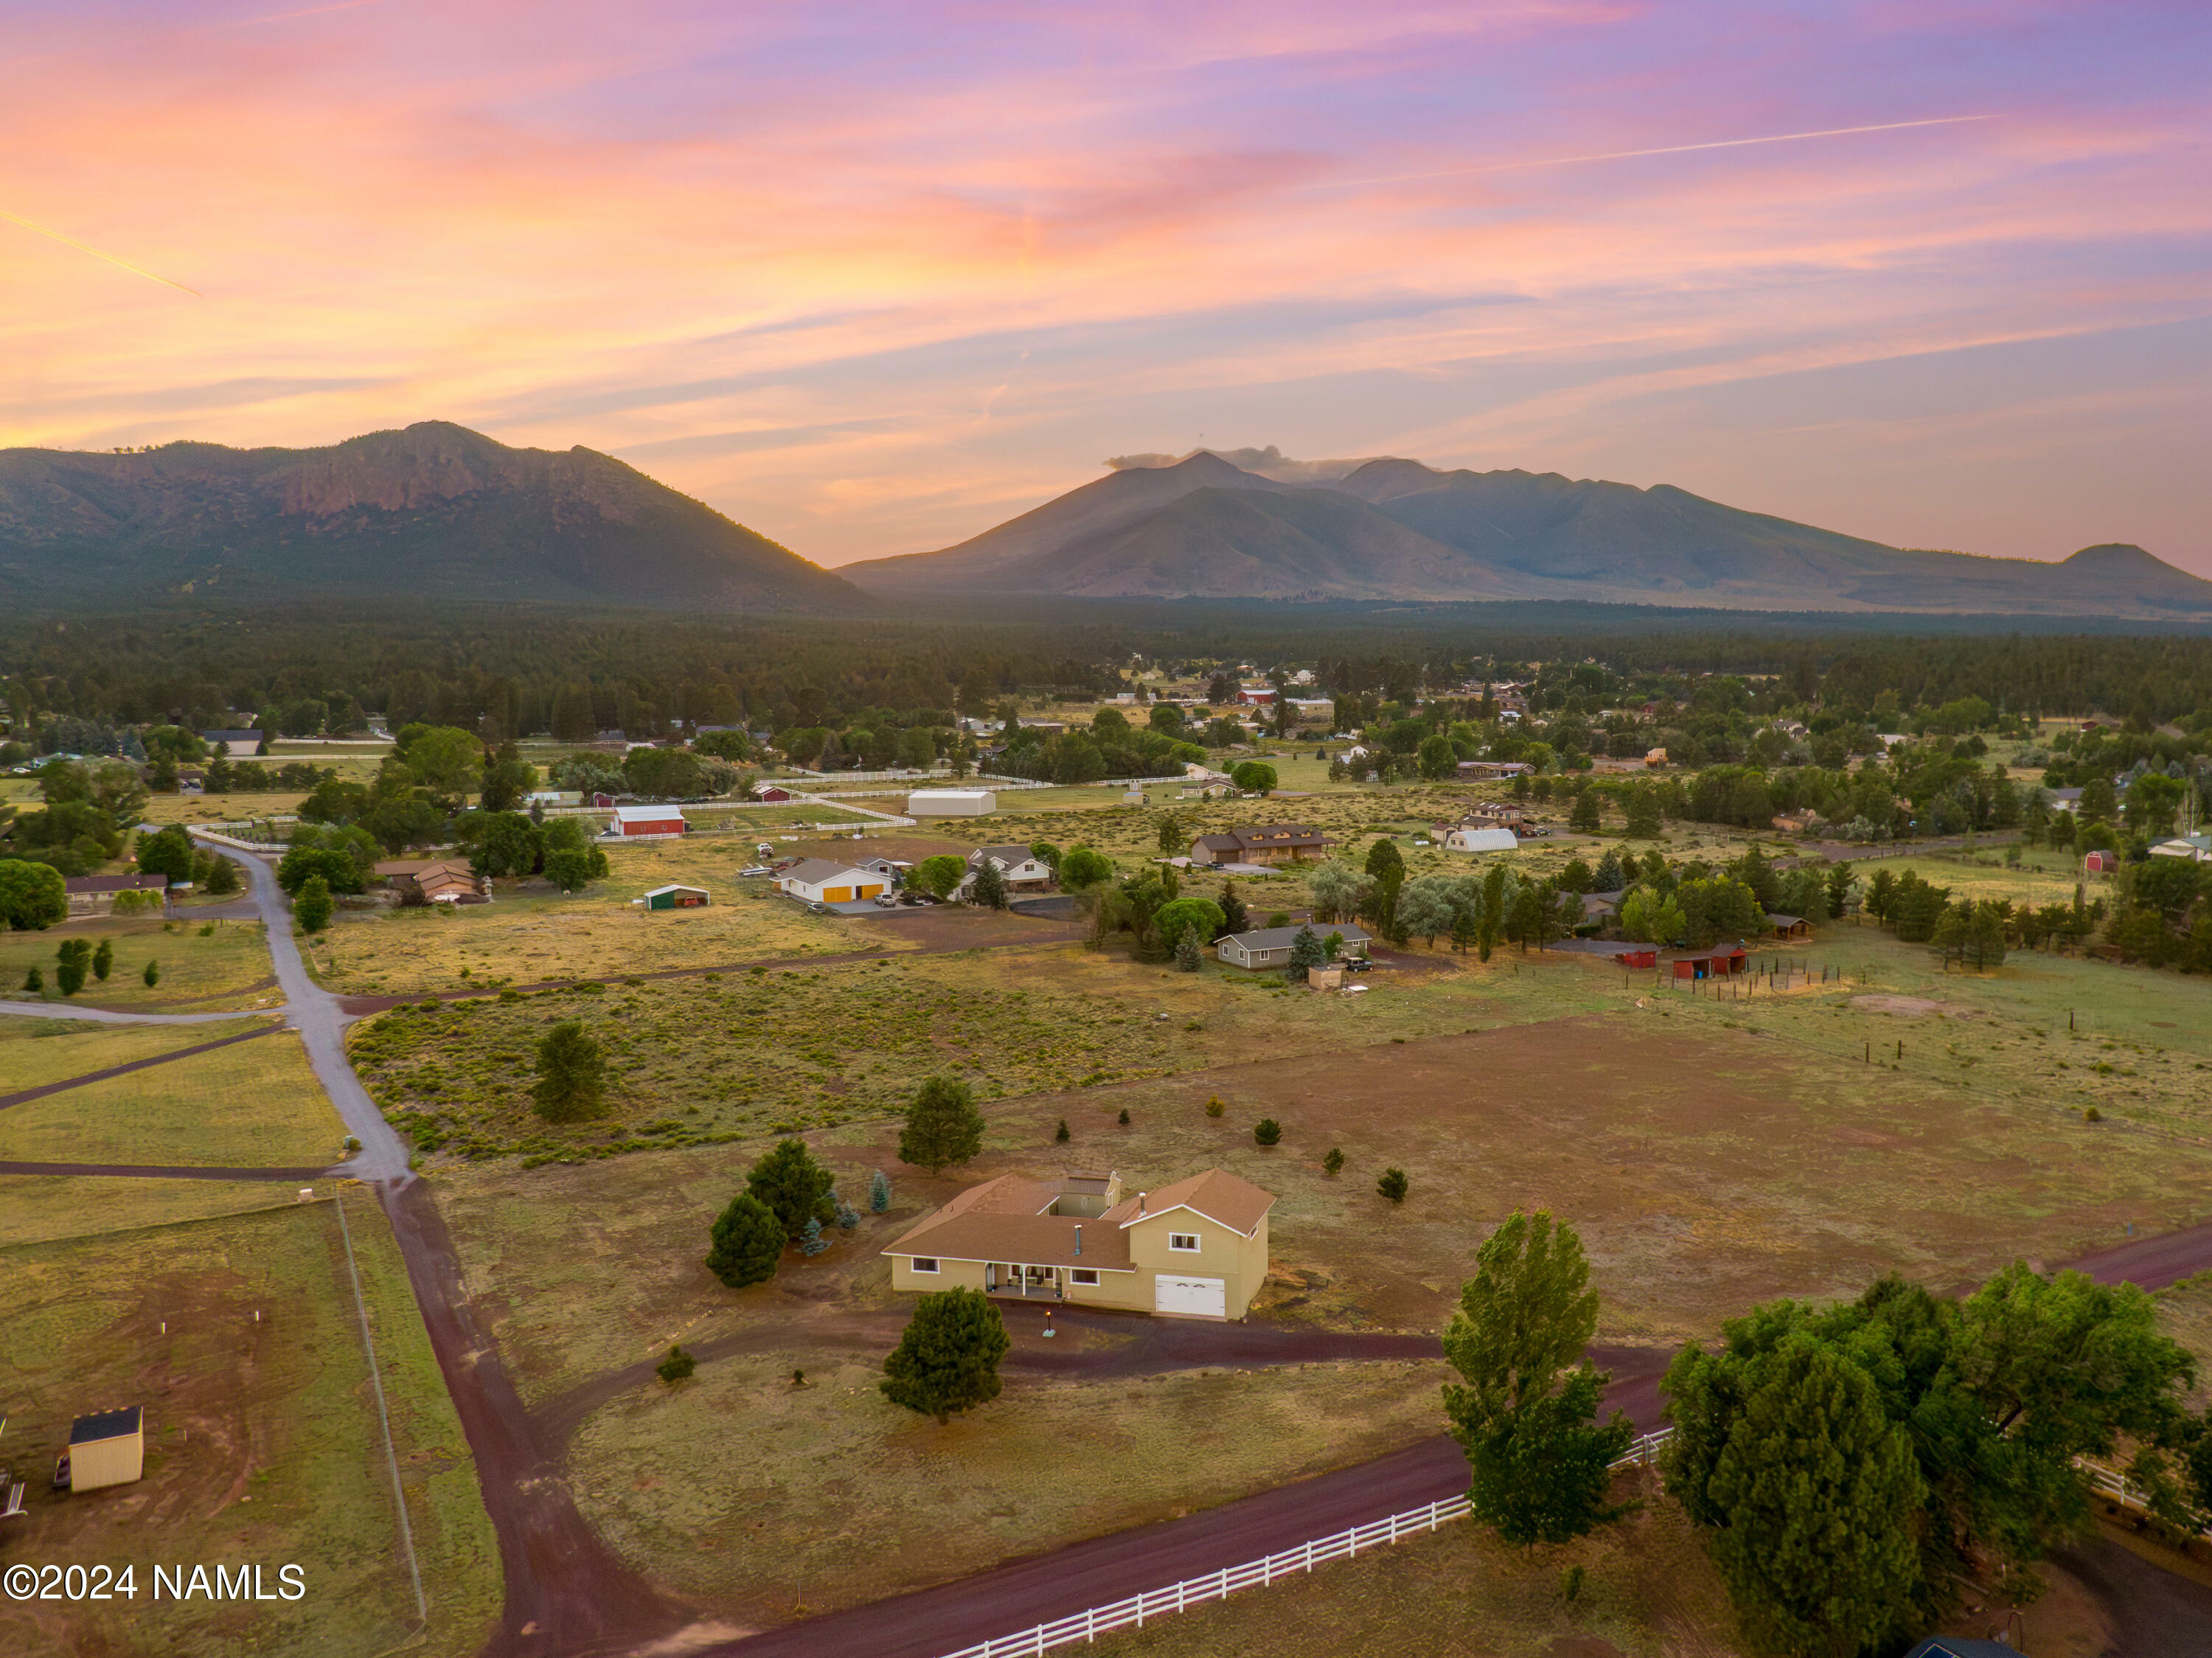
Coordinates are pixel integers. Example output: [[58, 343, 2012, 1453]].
[[1074, 1225, 1082, 1255], [1138, 1191, 1147, 1214]]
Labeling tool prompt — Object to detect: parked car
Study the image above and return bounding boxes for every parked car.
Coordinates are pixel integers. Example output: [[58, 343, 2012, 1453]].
[[900, 892, 938, 906], [740, 864, 772, 877], [873, 893, 900, 908], [806, 901, 832, 914], [1342, 957, 1373, 974]]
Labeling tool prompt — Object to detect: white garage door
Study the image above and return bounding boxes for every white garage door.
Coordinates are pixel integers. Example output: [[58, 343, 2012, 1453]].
[[1154, 1274, 1226, 1318]]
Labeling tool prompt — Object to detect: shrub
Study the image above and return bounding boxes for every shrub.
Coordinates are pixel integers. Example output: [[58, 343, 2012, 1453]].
[[1055, 1119, 1071, 1142], [294, 873, 334, 933], [142, 960, 159, 988], [23, 965, 44, 993], [1377, 1166, 1409, 1203], [1118, 1108, 1130, 1125], [91, 939, 113, 982], [835, 1199, 860, 1230], [704, 1192, 783, 1288], [799, 1217, 830, 1256], [655, 1345, 696, 1385], [55, 938, 91, 996], [1253, 1117, 1282, 1145], [1323, 1147, 1345, 1176], [1204, 1094, 1225, 1118]]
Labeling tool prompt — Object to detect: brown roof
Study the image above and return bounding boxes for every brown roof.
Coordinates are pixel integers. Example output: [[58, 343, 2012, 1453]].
[[883, 1175, 1135, 1271], [1116, 1169, 1276, 1238], [375, 859, 440, 877]]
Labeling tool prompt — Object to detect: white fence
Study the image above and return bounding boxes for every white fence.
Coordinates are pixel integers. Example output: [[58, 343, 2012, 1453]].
[[936, 1429, 1675, 1658]]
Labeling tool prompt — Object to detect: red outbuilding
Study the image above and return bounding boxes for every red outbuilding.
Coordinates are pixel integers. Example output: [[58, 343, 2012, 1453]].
[[1670, 944, 1747, 981]]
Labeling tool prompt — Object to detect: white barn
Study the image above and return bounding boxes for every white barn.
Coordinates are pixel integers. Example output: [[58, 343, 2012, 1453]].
[[908, 788, 996, 816]]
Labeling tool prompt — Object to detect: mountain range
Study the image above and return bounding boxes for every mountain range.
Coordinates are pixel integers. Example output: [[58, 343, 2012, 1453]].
[[4, 423, 2205, 619], [838, 452, 2212, 618], [0, 422, 866, 612]]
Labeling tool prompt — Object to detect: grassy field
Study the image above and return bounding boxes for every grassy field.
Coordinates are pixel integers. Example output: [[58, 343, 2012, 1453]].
[[572, 1356, 1449, 1625], [312, 836, 895, 993], [0, 1199, 500, 1658], [346, 931, 1516, 1162], [0, 1176, 324, 1248], [0, 1015, 274, 1092], [0, 915, 279, 1011], [0, 1024, 350, 1169]]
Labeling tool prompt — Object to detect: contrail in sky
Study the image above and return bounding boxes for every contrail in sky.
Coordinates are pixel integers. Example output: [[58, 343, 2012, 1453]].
[[0, 208, 203, 296], [1329, 114, 2006, 187]]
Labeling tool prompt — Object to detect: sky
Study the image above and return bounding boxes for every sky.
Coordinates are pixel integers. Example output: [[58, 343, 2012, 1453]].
[[4, 1, 2210, 575]]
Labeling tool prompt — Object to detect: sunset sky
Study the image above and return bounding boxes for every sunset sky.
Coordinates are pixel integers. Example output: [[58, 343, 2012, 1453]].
[[4, 1, 2209, 573]]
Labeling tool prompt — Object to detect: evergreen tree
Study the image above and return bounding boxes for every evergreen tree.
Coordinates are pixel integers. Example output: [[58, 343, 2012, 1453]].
[[799, 1216, 830, 1256], [869, 1169, 894, 1211], [24, 965, 44, 993], [294, 873, 334, 933], [55, 937, 91, 996], [531, 1019, 606, 1121], [1323, 1147, 1344, 1176], [91, 938, 113, 981], [1449, 902, 1480, 955], [1571, 790, 1602, 834], [704, 1193, 783, 1288], [1442, 1211, 1634, 1548], [1377, 1166, 1409, 1203], [899, 1074, 986, 1173], [142, 960, 159, 988], [1174, 932, 1202, 971], [1217, 879, 1248, 937], [746, 1137, 838, 1237], [1285, 925, 1326, 982], [1672, 1335, 1924, 1657], [655, 1345, 697, 1384], [970, 857, 1009, 910], [203, 854, 241, 896], [1624, 788, 1663, 839], [880, 1286, 1012, 1423], [1590, 850, 1625, 892]]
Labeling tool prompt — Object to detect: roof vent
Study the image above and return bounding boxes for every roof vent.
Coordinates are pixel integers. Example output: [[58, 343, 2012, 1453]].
[[1074, 1224, 1082, 1255], [1138, 1191, 1147, 1213]]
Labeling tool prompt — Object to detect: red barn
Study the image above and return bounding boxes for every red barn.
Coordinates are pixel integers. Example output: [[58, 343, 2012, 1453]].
[[755, 785, 796, 803], [1670, 944, 1747, 981], [2083, 849, 2119, 873], [610, 805, 687, 838]]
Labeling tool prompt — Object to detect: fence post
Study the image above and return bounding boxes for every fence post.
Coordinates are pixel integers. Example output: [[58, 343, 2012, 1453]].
[[1305, 1538, 1314, 1572], [1087, 1606, 1095, 1645]]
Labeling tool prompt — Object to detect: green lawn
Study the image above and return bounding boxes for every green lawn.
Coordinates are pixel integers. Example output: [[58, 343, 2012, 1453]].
[[0, 1015, 275, 1092]]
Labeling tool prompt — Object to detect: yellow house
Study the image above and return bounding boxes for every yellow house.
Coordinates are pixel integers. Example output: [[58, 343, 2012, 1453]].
[[883, 1168, 1276, 1321]]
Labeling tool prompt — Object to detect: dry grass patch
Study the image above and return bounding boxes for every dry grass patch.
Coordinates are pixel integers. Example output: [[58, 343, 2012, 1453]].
[[0, 1027, 348, 1169], [571, 1353, 1450, 1626], [0, 1176, 316, 1248], [0, 1199, 499, 1658], [0, 1016, 267, 1093], [313, 838, 890, 994]]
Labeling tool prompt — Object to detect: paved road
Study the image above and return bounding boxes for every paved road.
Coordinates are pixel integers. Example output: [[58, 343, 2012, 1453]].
[[0, 999, 282, 1025], [189, 835, 414, 1182]]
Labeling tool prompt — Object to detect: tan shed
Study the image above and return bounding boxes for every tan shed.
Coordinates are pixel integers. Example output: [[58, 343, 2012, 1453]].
[[66, 1406, 144, 1493]]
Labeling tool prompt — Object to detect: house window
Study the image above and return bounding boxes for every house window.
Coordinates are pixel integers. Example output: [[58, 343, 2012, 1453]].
[[1169, 1233, 1200, 1252], [1071, 1269, 1099, 1286], [911, 1257, 939, 1274]]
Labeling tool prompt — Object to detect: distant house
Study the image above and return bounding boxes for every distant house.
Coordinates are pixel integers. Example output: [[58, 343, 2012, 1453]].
[[2082, 849, 2121, 873], [851, 853, 908, 879], [64, 873, 168, 916], [62, 1406, 143, 1494], [639, 884, 710, 910], [1582, 891, 1622, 923], [1455, 760, 1534, 780], [201, 729, 262, 757], [1669, 943, 1747, 980], [1217, 923, 1370, 969], [589, 791, 617, 809], [963, 845, 1054, 891], [882, 1168, 1277, 1321], [377, 860, 485, 903], [1766, 913, 1812, 938], [524, 790, 582, 808], [776, 859, 888, 904], [2045, 787, 2084, 813], [2149, 833, 2211, 863], [609, 805, 687, 839], [1187, 825, 1328, 867]]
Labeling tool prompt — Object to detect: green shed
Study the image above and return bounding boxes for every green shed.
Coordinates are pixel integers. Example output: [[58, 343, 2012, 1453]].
[[642, 884, 711, 911]]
